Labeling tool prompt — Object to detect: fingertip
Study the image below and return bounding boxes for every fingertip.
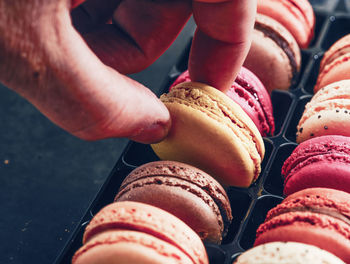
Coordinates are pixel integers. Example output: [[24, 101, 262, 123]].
[[129, 116, 171, 144]]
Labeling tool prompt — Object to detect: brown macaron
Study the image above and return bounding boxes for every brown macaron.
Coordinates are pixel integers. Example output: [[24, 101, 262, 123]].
[[114, 161, 232, 244], [244, 14, 301, 93]]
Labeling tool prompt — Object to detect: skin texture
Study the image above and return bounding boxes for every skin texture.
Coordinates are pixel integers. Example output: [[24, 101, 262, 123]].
[[151, 82, 265, 187], [234, 242, 345, 264], [296, 80, 350, 143], [257, 0, 315, 48], [254, 188, 350, 263], [170, 67, 275, 137], [74, 201, 208, 264], [0, 0, 257, 143], [282, 135, 350, 195], [243, 14, 301, 93], [114, 160, 232, 244]]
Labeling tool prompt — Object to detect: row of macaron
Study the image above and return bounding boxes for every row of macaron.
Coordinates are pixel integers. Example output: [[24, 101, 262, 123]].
[[71, 1, 320, 263], [297, 33, 350, 143], [237, 30, 350, 264], [71, 157, 350, 263]]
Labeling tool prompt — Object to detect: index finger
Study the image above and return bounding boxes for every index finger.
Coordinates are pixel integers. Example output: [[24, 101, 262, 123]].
[[189, 0, 257, 92]]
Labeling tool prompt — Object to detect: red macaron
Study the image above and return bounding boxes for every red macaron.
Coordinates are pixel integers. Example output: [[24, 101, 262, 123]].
[[282, 135, 350, 196], [254, 188, 350, 263], [170, 68, 275, 137]]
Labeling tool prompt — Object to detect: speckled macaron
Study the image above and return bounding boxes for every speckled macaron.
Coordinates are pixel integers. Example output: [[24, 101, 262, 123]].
[[254, 188, 350, 263], [296, 79, 350, 143], [234, 242, 345, 263]]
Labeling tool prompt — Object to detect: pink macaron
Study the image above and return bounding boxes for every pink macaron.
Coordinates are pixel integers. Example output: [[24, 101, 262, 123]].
[[73, 201, 208, 264], [257, 0, 315, 48], [315, 34, 350, 93], [282, 135, 350, 196], [170, 67, 274, 137], [255, 188, 350, 263]]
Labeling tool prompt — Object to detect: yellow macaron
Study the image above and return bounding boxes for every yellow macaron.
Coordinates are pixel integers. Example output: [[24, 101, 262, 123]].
[[151, 82, 265, 187]]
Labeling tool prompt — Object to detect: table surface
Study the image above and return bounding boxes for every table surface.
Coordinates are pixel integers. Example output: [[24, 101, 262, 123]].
[[0, 19, 195, 264]]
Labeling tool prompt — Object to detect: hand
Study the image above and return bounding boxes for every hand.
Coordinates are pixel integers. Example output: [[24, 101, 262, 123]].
[[0, 0, 256, 143]]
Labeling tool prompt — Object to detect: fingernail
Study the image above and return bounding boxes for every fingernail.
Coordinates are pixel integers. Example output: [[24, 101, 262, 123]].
[[129, 119, 171, 144]]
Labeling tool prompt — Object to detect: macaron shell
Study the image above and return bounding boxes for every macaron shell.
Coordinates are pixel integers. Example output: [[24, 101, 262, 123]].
[[115, 177, 224, 243], [297, 81, 350, 143], [267, 187, 350, 222], [283, 187, 350, 211], [320, 34, 350, 72], [151, 82, 265, 187], [255, 212, 350, 262], [257, 0, 315, 48], [315, 54, 350, 93], [297, 108, 350, 143], [311, 79, 350, 103], [234, 242, 345, 264], [82, 201, 208, 264], [73, 230, 193, 264]]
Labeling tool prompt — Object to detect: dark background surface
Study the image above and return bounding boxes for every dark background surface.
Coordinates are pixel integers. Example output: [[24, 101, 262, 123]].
[[0, 18, 195, 264]]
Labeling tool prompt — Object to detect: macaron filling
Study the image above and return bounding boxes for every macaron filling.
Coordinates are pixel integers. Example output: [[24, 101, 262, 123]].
[[255, 22, 298, 83], [266, 204, 350, 225], [256, 211, 350, 241], [321, 46, 350, 72]]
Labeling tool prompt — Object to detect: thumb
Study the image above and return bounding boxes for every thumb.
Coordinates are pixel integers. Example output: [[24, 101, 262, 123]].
[[0, 1, 170, 143]]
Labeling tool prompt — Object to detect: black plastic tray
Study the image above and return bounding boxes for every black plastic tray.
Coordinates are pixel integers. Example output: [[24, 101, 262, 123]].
[[55, 1, 350, 263]]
